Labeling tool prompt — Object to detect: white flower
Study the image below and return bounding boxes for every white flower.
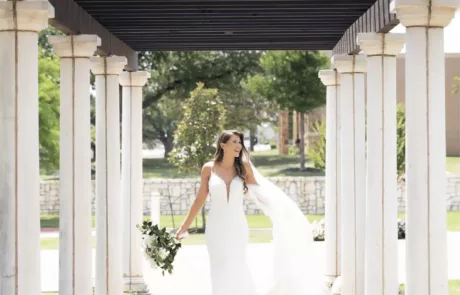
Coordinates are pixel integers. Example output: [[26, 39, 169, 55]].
[[158, 249, 169, 260], [143, 250, 151, 261], [143, 235, 154, 248], [149, 258, 158, 269]]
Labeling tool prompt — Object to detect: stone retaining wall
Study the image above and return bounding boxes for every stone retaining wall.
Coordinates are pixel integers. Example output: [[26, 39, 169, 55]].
[[40, 175, 460, 215]]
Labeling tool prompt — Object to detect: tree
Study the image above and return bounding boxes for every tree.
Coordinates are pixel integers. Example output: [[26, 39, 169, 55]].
[[139, 51, 264, 152], [220, 88, 277, 151], [244, 50, 330, 169], [143, 96, 183, 158], [38, 47, 60, 174], [169, 83, 226, 231], [397, 104, 406, 176], [37, 26, 65, 174], [306, 104, 406, 177], [139, 51, 262, 109], [306, 118, 326, 171]]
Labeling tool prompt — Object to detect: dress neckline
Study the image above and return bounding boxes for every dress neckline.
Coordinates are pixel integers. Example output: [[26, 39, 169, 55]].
[[210, 171, 239, 203]]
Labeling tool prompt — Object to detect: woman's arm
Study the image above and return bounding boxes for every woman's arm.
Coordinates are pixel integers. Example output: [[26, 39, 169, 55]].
[[244, 162, 259, 185], [175, 162, 212, 239]]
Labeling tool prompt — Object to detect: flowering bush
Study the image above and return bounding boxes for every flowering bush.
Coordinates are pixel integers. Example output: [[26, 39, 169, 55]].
[[136, 220, 182, 275], [311, 219, 325, 241]]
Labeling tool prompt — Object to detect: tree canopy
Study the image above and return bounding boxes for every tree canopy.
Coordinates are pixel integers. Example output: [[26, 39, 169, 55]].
[[244, 50, 329, 113], [168, 83, 226, 172], [139, 50, 272, 155]]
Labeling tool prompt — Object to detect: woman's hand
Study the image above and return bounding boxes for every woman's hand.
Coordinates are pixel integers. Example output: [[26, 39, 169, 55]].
[[175, 225, 189, 240]]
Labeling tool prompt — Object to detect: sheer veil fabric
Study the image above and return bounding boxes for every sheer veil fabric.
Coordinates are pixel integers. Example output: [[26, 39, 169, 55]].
[[247, 160, 331, 295]]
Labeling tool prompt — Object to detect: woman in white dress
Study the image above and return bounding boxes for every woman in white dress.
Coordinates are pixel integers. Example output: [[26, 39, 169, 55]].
[[176, 130, 329, 295]]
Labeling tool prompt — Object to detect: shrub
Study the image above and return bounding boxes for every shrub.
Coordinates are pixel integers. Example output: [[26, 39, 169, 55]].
[[306, 118, 326, 171], [305, 104, 405, 176], [311, 219, 325, 241], [396, 104, 406, 177]]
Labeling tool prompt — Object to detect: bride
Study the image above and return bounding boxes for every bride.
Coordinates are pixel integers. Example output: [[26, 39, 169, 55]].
[[175, 130, 330, 295]]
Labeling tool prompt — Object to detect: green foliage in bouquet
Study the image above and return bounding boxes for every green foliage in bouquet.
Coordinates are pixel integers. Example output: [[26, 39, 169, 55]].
[[136, 220, 182, 275]]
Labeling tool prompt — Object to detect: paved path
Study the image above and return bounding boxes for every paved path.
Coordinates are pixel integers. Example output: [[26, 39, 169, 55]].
[[41, 233, 460, 294]]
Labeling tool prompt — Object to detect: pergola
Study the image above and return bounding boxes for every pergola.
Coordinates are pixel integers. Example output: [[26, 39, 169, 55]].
[[0, 0, 457, 295]]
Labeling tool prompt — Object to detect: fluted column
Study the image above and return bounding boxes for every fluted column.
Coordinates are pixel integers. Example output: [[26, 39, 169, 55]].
[[332, 54, 367, 295], [91, 56, 127, 295], [49, 34, 100, 295], [0, 2, 53, 294], [318, 69, 341, 286], [357, 32, 405, 295], [119, 71, 151, 294], [391, 1, 459, 294]]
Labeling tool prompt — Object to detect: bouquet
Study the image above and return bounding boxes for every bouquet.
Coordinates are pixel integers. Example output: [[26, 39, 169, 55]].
[[136, 220, 182, 275]]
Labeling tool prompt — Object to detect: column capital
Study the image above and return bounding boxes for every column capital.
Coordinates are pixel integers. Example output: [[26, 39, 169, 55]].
[[0, 1, 54, 32], [357, 33, 405, 56], [390, 0, 459, 28], [90, 56, 127, 75], [119, 71, 151, 87], [332, 55, 367, 74], [48, 35, 101, 58], [318, 69, 340, 86]]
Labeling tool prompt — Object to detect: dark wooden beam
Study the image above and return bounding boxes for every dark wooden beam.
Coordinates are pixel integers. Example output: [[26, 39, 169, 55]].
[[332, 0, 399, 55], [48, 0, 138, 71]]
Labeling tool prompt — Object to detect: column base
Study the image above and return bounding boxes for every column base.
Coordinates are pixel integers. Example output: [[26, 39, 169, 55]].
[[324, 274, 338, 288], [123, 276, 150, 295], [330, 275, 343, 295]]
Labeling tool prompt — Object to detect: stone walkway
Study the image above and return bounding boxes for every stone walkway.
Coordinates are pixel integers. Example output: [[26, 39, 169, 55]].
[[41, 233, 460, 294]]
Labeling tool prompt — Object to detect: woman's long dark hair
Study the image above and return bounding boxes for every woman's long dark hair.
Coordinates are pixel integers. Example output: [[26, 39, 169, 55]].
[[212, 130, 251, 193]]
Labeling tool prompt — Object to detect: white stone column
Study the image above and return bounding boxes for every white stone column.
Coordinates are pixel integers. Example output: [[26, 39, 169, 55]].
[[91, 56, 127, 295], [318, 69, 341, 286], [49, 34, 100, 295], [391, 1, 459, 294], [119, 71, 151, 294], [357, 32, 405, 295], [332, 55, 367, 295], [0, 2, 53, 294]]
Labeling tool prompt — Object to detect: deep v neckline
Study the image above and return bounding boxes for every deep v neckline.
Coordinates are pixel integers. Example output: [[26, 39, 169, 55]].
[[211, 171, 238, 203]]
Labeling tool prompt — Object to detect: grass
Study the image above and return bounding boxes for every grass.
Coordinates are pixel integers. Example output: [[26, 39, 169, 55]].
[[40, 214, 325, 229], [142, 149, 324, 179], [39, 214, 324, 250], [399, 280, 460, 294], [40, 212, 460, 232], [447, 156, 460, 175], [41, 237, 96, 250], [42, 281, 460, 295], [40, 212, 460, 250], [396, 211, 460, 232]]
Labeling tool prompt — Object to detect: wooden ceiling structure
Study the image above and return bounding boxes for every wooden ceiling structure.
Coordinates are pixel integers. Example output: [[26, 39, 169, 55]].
[[48, 0, 399, 70]]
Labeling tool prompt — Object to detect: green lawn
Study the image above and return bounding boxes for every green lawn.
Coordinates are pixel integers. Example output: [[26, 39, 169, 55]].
[[399, 280, 460, 294], [40, 212, 460, 232], [41, 280, 460, 295], [40, 214, 325, 229], [396, 211, 460, 232], [40, 212, 460, 250], [39, 214, 324, 250], [143, 149, 323, 178], [447, 156, 460, 175]]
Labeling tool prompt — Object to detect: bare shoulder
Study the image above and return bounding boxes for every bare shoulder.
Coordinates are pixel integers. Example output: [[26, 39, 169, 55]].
[[201, 161, 214, 176], [243, 161, 257, 184], [243, 161, 255, 176]]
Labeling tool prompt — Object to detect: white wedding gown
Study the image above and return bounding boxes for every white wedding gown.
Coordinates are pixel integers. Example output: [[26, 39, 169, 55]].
[[206, 171, 258, 295], [205, 166, 330, 295]]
